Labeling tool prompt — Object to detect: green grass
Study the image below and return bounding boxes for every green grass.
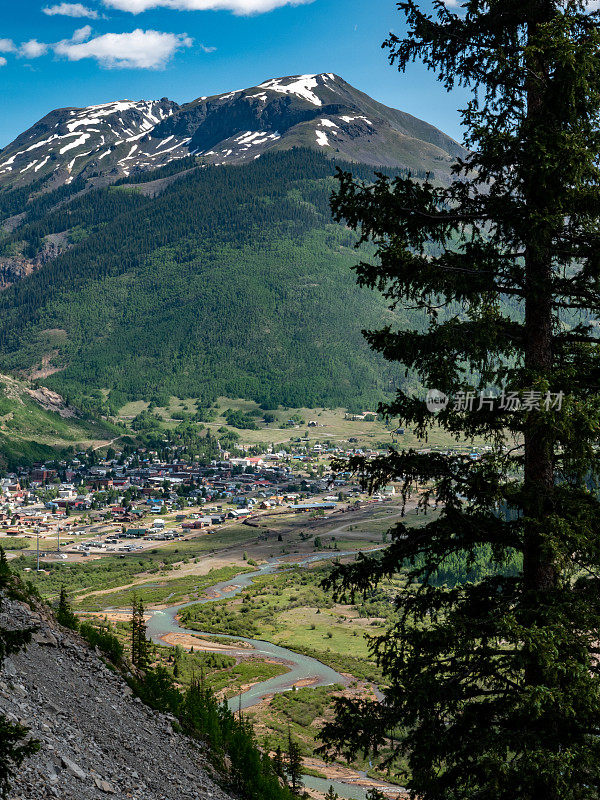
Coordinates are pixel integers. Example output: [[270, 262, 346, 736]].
[[256, 685, 344, 756], [166, 647, 289, 698], [0, 373, 119, 468], [249, 684, 409, 785], [75, 565, 255, 611], [115, 396, 489, 454], [179, 602, 258, 638], [0, 539, 32, 551]]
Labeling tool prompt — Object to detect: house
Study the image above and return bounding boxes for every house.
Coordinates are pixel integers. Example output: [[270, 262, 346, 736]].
[[88, 478, 114, 490], [31, 468, 57, 484], [227, 509, 250, 519], [124, 528, 147, 538], [181, 517, 211, 529]]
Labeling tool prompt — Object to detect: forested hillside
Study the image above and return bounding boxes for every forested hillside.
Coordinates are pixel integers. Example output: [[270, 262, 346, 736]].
[[0, 373, 117, 468], [0, 149, 424, 412]]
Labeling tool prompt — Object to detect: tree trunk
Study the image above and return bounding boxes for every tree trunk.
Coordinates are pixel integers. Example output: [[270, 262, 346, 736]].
[[523, 7, 559, 799]]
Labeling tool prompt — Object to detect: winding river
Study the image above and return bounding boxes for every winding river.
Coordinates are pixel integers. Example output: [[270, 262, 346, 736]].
[[146, 552, 356, 708], [146, 549, 404, 799]]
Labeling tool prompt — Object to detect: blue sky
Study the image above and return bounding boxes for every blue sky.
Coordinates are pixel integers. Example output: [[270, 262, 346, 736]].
[[0, 0, 467, 148]]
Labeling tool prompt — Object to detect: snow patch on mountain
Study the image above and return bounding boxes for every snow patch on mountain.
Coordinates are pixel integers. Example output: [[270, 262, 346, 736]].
[[59, 134, 90, 155], [340, 115, 373, 125], [258, 74, 326, 106]]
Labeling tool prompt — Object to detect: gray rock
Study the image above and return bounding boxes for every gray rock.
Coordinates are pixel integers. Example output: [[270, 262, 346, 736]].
[[94, 776, 116, 793], [4, 658, 17, 678], [60, 756, 86, 780], [33, 629, 58, 647], [0, 591, 235, 800]]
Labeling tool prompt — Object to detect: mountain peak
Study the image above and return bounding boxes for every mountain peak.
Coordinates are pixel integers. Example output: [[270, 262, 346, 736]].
[[255, 73, 338, 106]]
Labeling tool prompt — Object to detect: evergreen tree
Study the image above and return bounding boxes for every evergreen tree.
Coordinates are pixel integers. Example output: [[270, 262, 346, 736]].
[[321, 1, 600, 799], [285, 728, 303, 796], [131, 598, 150, 671], [324, 787, 339, 800], [130, 599, 138, 667], [0, 548, 39, 796], [137, 600, 150, 671], [56, 587, 78, 630], [0, 552, 9, 585], [273, 745, 285, 780]]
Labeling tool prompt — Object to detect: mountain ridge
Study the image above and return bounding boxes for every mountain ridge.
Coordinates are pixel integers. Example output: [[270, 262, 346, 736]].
[[0, 73, 464, 190]]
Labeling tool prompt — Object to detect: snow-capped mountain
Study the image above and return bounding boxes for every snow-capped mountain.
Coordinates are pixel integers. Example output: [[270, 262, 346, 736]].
[[0, 73, 464, 189], [0, 98, 181, 188]]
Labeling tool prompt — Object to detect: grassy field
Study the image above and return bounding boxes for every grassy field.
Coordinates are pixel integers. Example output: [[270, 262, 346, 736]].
[[164, 646, 289, 699], [247, 683, 409, 786], [116, 396, 488, 452], [0, 538, 32, 550], [0, 373, 119, 467], [75, 564, 255, 611]]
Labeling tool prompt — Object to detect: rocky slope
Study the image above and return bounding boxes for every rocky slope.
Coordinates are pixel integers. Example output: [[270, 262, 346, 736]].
[[0, 73, 464, 189], [0, 593, 234, 800]]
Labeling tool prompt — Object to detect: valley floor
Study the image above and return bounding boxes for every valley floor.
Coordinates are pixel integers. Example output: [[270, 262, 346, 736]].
[[10, 500, 416, 798]]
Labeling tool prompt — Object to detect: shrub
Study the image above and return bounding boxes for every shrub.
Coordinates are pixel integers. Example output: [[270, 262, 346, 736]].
[[78, 622, 124, 664]]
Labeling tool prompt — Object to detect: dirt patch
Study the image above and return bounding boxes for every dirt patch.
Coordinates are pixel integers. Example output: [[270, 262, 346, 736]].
[[132, 167, 198, 197], [26, 351, 65, 381], [40, 328, 68, 338], [85, 611, 152, 624], [159, 632, 254, 654], [203, 584, 242, 600], [302, 757, 407, 798]]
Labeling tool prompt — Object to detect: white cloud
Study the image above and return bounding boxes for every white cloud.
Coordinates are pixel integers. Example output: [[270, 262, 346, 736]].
[[54, 27, 192, 68], [43, 2, 100, 17], [101, 0, 314, 15], [0, 39, 16, 52], [0, 57, 6, 67], [19, 39, 49, 58], [71, 24, 93, 41]]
